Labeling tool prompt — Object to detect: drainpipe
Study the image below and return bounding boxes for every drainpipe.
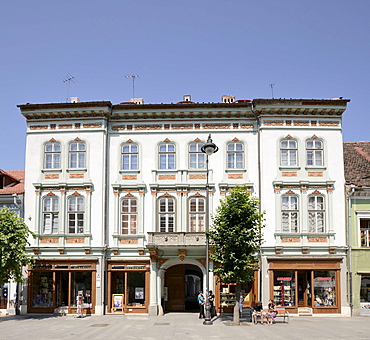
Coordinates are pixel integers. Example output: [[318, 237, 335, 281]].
[[251, 102, 263, 302], [347, 185, 354, 316], [102, 104, 112, 315]]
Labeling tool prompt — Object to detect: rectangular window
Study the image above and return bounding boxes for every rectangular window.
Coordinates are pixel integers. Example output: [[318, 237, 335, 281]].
[[70, 271, 92, 307], [273, 271, 296, 307], [360, 276, 370, 303], [314, 271, 336, 307], [122, 144, 138, 170], [227, 142, 244, 169], [189, 143, 205, 169], [45, 143, 61, 169], [68, 196, 84, 234], [159, 197, 175, 232], [308, 196, 325, 232], [281, 140, 297, 166], [360, 219, 370, 247], [127, 271, 145, 307], [282, 196, 298, 233], [43, 197, 59, 234], [159, 144, 175, 169], [69, 142, 86, 168], [31, 272, 54, 307], [189, 197, 205, 232], [121, 198, 137, 235], [306, 140, 323, 166]]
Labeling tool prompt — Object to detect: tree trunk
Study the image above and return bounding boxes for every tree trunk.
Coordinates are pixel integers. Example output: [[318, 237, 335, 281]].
[[233, 283, 241, 324]]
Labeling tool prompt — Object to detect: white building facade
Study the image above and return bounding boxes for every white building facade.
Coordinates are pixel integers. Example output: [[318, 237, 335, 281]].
[[18, 96, 350, 316]]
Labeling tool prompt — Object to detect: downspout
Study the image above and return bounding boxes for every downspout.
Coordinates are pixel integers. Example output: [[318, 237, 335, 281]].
[[347, 185, 354, 316], [102, 104, 112, 315], [251, 102, 263, 302]]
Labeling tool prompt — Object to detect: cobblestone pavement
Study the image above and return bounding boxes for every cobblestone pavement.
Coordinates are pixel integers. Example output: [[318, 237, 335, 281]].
[[0, 313, 369, 340]]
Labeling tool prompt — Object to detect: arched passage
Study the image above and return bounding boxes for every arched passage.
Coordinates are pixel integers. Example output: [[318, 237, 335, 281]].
[[164, 264, 203, 312]]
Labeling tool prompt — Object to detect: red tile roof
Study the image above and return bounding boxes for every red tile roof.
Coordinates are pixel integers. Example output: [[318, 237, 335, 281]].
[[0, 169, 25, 195], [343, 142, 370, 187]]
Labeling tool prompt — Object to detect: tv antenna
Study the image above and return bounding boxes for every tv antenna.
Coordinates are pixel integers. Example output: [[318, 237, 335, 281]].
[[125, 74, 139, 99], [269, 82, 275, 99], [62, 74, 76, 102]]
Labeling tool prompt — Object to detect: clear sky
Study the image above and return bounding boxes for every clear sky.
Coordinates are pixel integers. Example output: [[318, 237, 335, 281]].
[[1, 0, 369, 170]]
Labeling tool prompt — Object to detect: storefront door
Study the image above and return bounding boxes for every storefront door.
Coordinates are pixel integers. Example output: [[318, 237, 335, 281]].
[[298, 271, 311, 307]]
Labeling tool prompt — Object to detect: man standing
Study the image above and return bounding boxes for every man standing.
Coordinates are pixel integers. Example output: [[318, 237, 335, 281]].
[[198, 291, 205, 319]]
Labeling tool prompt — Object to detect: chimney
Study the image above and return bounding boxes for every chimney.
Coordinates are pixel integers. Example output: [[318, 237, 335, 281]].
[[70, 97, 81, 103], [222, 95, 236, 103], [130, 98, 144, 105]]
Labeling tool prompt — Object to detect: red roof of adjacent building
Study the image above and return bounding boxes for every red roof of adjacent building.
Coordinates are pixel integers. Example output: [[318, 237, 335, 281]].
[[0, 169, 25, 195], [343, 142, 370, 187]]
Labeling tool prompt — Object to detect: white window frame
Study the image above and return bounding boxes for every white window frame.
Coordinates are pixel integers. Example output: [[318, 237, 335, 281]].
[[121, 198, 138, 235], [308, 195, 325, 232], [69, 141, 86, 169], [189, 197, 205, 232], [158, 197, 175, 232], [43, 197, 59, 234], [306, 140, 323, 166], [227, 142, 244, 169], [159, 144, 175, 169], [281, 195, 299, 233], [189, 143, 205, 169], [68, 196, 84, 234], [122, 144, 139, 170], [280, 140, 297, 166], [44, 142, 61, 169], [360, 218, 370, 247]]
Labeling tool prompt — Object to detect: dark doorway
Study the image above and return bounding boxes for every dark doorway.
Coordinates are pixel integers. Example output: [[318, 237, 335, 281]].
[[165, 264, 202, 312]]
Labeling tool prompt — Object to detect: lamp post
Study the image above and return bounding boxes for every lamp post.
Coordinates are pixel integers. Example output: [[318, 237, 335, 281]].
[[201, 134, 218, 325]]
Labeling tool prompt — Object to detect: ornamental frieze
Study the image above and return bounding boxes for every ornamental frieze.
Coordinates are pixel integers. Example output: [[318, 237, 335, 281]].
[[281, 237, 301, 243]]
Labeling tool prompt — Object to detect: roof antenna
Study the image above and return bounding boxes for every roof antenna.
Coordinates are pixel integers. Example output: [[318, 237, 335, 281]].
[[62, 74, 76, 102], [269, 82, 275, 99], [125, 75, 139, 99]]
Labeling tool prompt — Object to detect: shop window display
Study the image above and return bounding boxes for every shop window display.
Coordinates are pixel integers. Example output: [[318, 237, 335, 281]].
[[70, 272, 92, 308], [360, 276, 370, 309], [32, 272, 53, 307], [314, 271, 335, 307], [127, 272, 145, 307], [273, 271, 296, 307]]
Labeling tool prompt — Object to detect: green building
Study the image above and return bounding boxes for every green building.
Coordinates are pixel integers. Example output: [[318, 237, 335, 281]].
[[344, 141, 370, 316]]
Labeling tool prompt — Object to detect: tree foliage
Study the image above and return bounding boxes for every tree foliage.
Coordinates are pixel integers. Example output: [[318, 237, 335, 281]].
[[0, 207, 35, 286], [208, 186, 264, 324]]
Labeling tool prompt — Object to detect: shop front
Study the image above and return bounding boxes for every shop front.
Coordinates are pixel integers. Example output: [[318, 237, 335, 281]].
[[107, 261, 150, 314], [269, 259, 341, 314], [28, 260, 96, 314]]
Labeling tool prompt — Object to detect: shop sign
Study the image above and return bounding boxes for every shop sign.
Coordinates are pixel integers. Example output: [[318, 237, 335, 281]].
[[277, 277, 292, 281], [316, 277, 332, 281], [112, 265, 125, 269], [71, 264, 92, 269], [126, 265, 147, 270], [55, 265, 69, 269], [33, 264, 52, 269]]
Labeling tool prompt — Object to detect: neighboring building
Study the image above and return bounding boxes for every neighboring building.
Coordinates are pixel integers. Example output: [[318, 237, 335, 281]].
[[18, 96, 350, 316], [0, 169, 25, 314], [344, 141, 370, 316]]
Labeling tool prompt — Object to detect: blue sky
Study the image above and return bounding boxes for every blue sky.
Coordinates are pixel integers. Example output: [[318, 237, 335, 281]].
[[1, 0, 369, 170]]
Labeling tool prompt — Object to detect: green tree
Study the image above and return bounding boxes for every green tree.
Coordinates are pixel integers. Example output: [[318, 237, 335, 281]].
[[0, 207, 35, 286], [208, 186, 264, 324]]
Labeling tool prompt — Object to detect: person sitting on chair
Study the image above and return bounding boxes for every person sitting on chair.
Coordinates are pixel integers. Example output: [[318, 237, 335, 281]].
[[252, 301, 265, 324]]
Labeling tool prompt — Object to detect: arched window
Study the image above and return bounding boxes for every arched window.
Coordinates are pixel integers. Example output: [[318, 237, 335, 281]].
[[227, 142, 244, 169], [122, 144, 138, 170], [282, 196, 299, 233], [121, 198, 137, 235], [189, 197, 205, 232], [280, 140, 297, 166], [68, 196, 84, 234], [69, 141, 86, 168], [308, 195, 325, 232], [158, 197, 175, 232], [43, 197, 59, 234], [306, 140, 323, 166], [44, 142, 61, 169]]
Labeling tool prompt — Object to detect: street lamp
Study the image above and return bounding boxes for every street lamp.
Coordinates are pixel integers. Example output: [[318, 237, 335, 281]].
[[201, 134, 218, 325]]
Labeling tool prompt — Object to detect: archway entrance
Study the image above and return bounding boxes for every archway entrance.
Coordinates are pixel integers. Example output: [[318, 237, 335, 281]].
[[165, 264, 203, 312]]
